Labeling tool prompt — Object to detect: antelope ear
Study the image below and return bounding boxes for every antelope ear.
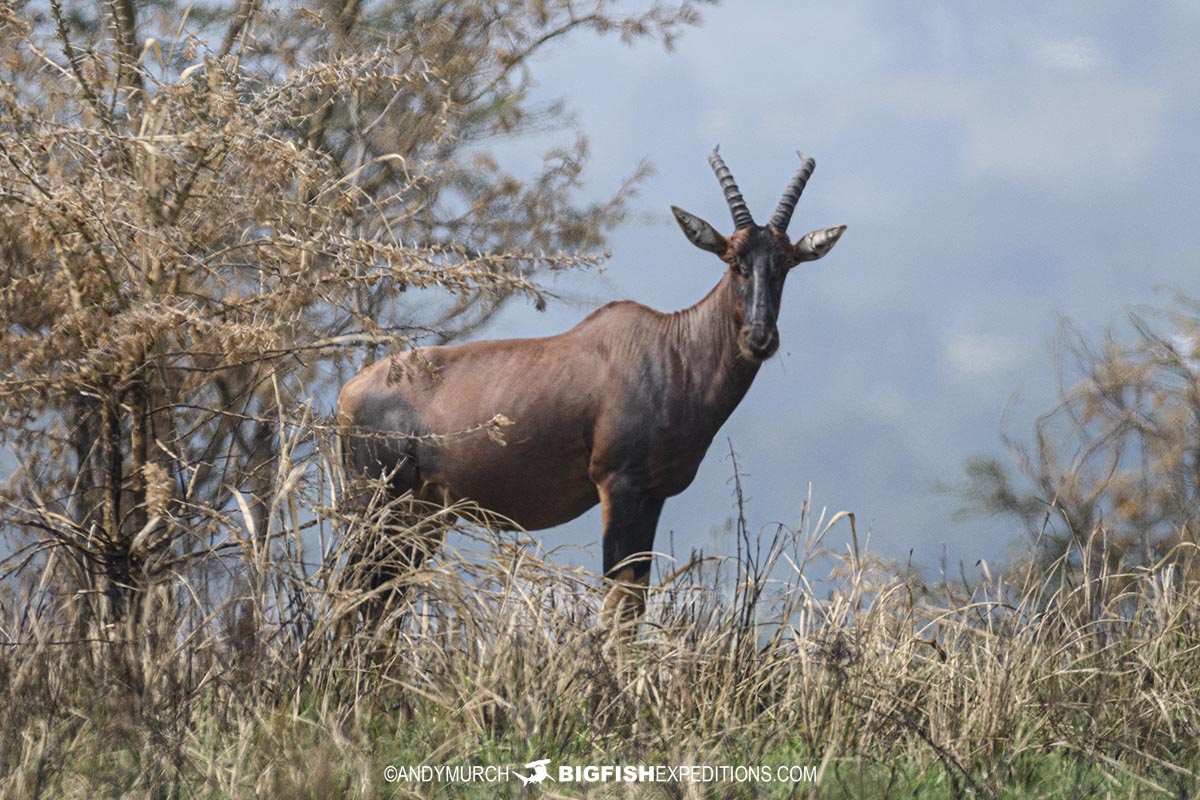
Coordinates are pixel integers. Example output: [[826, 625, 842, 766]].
[[791, 225, 846, 266], [672, 206, 727, 256]]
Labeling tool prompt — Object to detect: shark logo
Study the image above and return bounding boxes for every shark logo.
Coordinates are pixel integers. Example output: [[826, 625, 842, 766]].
[[515, 759, 551, 785]]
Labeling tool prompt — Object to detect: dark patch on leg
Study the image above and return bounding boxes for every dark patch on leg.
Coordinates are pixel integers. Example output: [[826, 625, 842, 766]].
[[343, 504, 448, 627], [344, 390, 434, 494], [339, 391, 445, 627], [599, 481, 664, 628]]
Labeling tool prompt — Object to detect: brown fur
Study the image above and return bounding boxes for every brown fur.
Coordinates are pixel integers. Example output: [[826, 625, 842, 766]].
[[339, 271, 760, 621], [338, 154, 844, 626]]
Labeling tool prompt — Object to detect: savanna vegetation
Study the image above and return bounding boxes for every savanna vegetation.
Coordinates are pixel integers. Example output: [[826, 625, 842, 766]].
[[3, 1, 1200, 797]]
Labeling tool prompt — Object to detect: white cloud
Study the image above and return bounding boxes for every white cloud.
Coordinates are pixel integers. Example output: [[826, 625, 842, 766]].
[[536, 4, 1173, 198], [794, 70, 1167, 193], [959, 79, 1166, 189], [1171, 334, 1200, 374], [943, 331, 1028, 380], [1033, 36, 1104, 73]]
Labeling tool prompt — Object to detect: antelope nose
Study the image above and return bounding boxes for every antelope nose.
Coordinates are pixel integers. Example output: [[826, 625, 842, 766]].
[[744, 327, 779, 359], [745, 328, 773, 350]]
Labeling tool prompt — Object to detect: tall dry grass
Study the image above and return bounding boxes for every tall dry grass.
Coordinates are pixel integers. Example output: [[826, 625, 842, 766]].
[[3, 420, 1200, 799]]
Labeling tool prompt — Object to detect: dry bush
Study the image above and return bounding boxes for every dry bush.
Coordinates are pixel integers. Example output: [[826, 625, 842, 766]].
[[956, 299, 1200, 585], [0, 0, 702, 630]]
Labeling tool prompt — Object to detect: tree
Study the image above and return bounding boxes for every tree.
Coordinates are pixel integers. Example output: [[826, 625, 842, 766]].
[[0, 0, 708, 628], [956, 298, 1200, 579]]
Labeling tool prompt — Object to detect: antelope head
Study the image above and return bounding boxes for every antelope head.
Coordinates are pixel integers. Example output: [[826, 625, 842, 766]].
[[671, 147, 846, 362]]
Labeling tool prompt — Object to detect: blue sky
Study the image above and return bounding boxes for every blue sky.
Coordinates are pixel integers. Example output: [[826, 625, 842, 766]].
[[473, 1, 1200, 574]]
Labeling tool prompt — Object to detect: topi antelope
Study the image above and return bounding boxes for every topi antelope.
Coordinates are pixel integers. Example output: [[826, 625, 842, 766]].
[[338, 148, 845, 623]]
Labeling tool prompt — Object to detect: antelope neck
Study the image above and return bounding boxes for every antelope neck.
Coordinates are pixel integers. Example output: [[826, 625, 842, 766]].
[[665, 271, 762, 421]]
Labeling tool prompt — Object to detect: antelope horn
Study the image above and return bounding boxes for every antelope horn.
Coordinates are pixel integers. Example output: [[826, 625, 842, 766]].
[[770, 151, 816, 232], [708, 146, 755, 230]]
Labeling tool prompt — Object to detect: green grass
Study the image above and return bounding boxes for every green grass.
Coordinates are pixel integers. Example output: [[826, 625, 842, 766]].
[[5, 464, 1200, 798]]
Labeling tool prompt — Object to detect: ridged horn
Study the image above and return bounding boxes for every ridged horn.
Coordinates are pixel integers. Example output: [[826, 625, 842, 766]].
[[770, 151, 816, 232], [708, 146, 755, 230]]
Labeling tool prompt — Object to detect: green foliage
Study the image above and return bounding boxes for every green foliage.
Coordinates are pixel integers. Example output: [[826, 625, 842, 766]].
[[954, 455, 1045, 528]]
